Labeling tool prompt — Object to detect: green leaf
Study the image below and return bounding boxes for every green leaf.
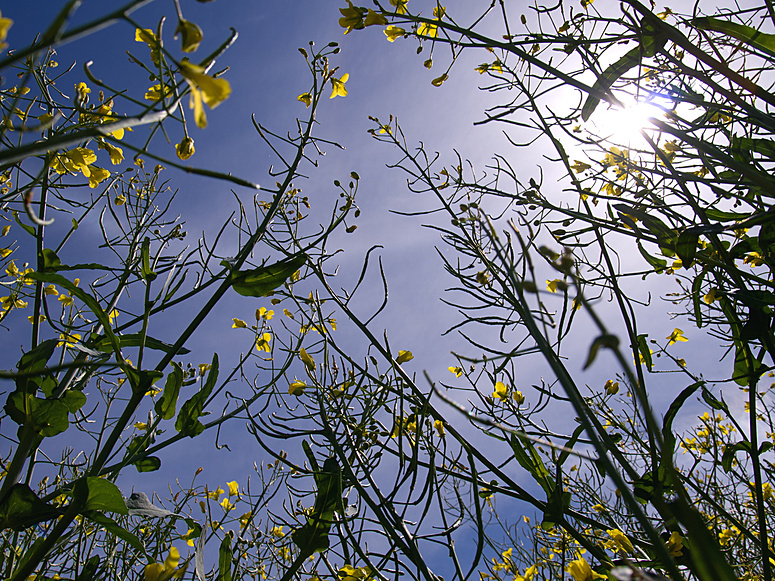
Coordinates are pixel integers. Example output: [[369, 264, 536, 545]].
[[721, 440, 751, 472], [74, 556, 99, 581], [4, 391, 70, 437], [140, 237, 156, 281], [229, 254, 306, 297], [582, 47, 641, 122], [175, 353, 218, 437], [156, 363, 183, 420], [636, 334, 653, 371], [134, 457, 162, 472], [93, 334, 190, 355], [15, 339, 58, 391], [40, 248, 61, 272], [692, 16, 775, 58], [74, 477, 128, 515], [27, 272, 120, 355], [219, 531, 234, 581], [0, 484, 63, 531], [637, 241, 667, 273], [662, 381, 704, 454], [675, 230, 699, 267], [292, 457, 343, 556], [509, 433, 552, 495], [13, 210, 36, 236], [61, 390, 87, 413], [582, 334, 619, 370]]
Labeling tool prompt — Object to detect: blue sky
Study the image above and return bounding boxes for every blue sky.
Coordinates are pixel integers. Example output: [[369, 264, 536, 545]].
[[0, 1, 737, 576]]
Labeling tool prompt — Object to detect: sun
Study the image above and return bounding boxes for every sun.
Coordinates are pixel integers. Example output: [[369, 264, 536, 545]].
[[588, 97, 670, 145]]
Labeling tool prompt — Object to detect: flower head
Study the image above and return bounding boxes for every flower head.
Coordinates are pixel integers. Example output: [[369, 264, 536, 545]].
[[330, 73, 349, 99], [176, 137, 195, 160], [298, 92, 312, 107], [179, 60, 231, 128], [566, 557, 606, 581], [666, 328, 688, 345], [339, 2, 366, 34], [0, 11, 13, 50], [175, 19, 203, 52], [384, 26, 406, 42], [144, 547, 187, 581]]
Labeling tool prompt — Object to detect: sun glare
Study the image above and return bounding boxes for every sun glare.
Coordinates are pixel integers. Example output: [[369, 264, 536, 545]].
[[589, 98, 671, 145]]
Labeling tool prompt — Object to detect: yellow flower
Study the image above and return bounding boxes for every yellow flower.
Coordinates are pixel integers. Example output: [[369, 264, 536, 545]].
[[145, 84, 172, 101], [51, 148, 97, 177], [198, 363, 212, 376], [330, 73, 349, 99], [135, 28, 161, 66], [390, 0, 409, 14], [102, 142, 124, 165], [666, 328, 688, 345], [418, 22, 438, 38], [144, 547, 186, 581], [134, 421, 149, 430], [231, 318, 248, 329], [448, 366, 463, 378], [57, 333, 82, 347], [288, 380, 306, 396], [88, 166, 111, 189], [492, 381, 508, 400], [0, 11, 13, 50], [338, 565, 375, 581], [175, 137, 195, 160], [339, 1, 365, 34], [255, 332, 272, 353], [546, 279, 566, 293], [298, 92, 312, 107], [175, 19, 203, 53], [604, 379, 619, 395], [0, 248, 10, 258], [1, 296, 27, 310], [270, 525, 285, 538], [207, 486, 224, 500], [666, 531, 683, 556], [58, 294, 74, 307], [179, 60, 232, 129], [115, 194, 126, 205], [384, 25, 406, 42], [433, 419, 445, 437], [239, 512, 253, 527], [513, 390, 525, 405], [180, 528, 197, 547], [257, 307, 274, 320], [571, 160, 591, 173], [299, 348, 315, 371], [227, 481, 239, 496], [606, 529, 633, 553], [365, 10, 388, 26], [396, 350, 413, 364], [220, 497, 235, 511], [703, 287, 717, 304], [566, 557, 606, 581]]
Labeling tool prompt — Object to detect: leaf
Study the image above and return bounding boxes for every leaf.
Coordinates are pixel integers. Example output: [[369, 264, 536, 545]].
[[638, 241, 667, 273], [582, 47, 641, 121], [93, 334, 190, 355], [674, 230, 699, 267], [4, 391, 70, 437], [662, 381, 704, 454], [61, 390, 87, 413], [156, 363, 183, 420], [14, 210, 36, 236], [218, 531, 234, 581], [74, 555, 100, 581], [0, 484, 63, 531], [701, 386, 729, 413], [28, 272, 120, 355], [509, 433, 552, 495], [636, 334, 653, 371], [40, 248, 61, 272], [74, 477, 128, 514], [582, 334, 619, 369], [229, 253, 306, 297], [140, 237, 156, 281], [292, 457, 343, 556], [175, 353, 218, 437], [134, 457, 162, 472], [692, 16, 775, 58]]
